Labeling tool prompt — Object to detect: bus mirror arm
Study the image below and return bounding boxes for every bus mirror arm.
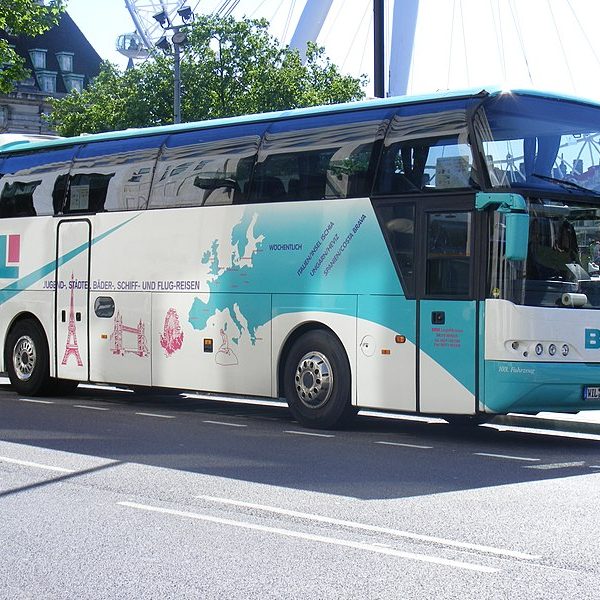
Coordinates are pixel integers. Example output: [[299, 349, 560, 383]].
[[475, 192, 529, 262]]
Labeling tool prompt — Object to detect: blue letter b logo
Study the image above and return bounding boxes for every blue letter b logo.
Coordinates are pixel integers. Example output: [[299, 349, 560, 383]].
[[585, 329, 600, 349]]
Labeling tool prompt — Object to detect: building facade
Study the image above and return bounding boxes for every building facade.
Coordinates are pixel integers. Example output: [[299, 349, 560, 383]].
[[0, 12, 102, 135]]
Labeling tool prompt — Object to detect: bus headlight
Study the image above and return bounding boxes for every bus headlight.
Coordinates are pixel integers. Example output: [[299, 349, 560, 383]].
[[535, 343, 544, 356], [561, 344, 570, 357], [548, 344, 557, 356]]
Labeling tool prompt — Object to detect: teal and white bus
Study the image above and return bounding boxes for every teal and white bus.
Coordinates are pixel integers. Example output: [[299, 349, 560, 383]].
[[2, 87, 600, 428]]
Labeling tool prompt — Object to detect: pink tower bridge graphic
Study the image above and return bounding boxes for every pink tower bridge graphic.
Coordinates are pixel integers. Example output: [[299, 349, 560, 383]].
[[110, 311, 149, 357]]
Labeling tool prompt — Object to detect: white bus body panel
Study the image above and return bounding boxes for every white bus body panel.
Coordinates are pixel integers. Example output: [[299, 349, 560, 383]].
[[485, 298, 598, 362]]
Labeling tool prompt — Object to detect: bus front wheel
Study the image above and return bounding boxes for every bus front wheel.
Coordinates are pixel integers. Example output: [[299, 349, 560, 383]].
[[5, 319, 51, 396], [283, 330, 355, 429]]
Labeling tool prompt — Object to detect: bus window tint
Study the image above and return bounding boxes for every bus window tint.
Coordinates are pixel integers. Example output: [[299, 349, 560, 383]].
[[149, 124, 266, 208], [65, 135, 166, 213], [375, 202, 416, 296], [374, 100, 476, 195], [250, 109, 392, 202], [426, 212, 472, 296], [0, 146, 77, 217]]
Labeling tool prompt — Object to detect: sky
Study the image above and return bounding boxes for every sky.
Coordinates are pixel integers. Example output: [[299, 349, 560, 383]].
[[64, 0, 600, 101]]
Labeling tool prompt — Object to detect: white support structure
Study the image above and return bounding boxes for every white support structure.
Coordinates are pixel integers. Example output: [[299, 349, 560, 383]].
[[122, 0, 188, 51], [289, 0, 335, 63], [388, 0, 420, 97]]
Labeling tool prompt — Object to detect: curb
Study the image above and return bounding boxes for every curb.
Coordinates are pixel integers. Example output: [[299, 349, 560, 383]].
[[491, 414, 600, 436]]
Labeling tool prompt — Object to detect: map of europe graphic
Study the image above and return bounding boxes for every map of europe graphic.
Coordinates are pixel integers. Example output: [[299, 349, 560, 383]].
[[188, 212, 269, 346]]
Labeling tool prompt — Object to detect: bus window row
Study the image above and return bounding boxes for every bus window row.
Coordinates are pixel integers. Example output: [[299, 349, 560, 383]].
[[0, 98, 480, 217]]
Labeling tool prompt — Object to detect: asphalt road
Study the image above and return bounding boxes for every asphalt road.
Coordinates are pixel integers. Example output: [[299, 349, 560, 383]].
[[1, 383, 599, 599]]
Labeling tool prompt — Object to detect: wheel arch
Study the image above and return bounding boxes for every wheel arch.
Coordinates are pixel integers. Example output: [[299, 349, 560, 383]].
[[2, 312, 50, 373], [276, 320, 348, 399]]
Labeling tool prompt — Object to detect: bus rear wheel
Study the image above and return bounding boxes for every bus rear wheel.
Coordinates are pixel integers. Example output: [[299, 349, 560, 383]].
[[283, 330, 355, 429], [5, 319, 51, 396]]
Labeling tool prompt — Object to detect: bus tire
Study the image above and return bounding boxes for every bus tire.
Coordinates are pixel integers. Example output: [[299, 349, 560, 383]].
[[5, 319, 51, 396], [283, 330, 355, 430]]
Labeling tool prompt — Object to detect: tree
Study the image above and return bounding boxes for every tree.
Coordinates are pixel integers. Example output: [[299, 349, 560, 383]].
[[0, 0, 65, 94], [48, 15, 366, 136]]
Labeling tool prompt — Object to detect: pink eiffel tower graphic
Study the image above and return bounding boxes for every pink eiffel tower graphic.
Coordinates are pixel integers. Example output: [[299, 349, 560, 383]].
[[61, 273, 83, 367]]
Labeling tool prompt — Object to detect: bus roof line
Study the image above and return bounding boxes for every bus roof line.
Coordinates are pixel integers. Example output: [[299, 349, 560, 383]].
[[3, 86, 600, 156], [0, 87, 492, 156]]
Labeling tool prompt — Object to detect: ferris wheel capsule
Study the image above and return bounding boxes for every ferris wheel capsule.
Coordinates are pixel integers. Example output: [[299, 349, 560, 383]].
[[116, 32, 150, 60]]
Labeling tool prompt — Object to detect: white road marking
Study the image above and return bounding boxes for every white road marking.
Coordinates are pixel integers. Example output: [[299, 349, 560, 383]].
[[284, 430, 335, 438], [135, 412, 175, 419], [118, 501, 499, 573], [195, 495, 540, 561], [525, 461, 586, 470], [0, 456, 74, 473], [485, 423, 600, 442], [474, 452, 541, 462], [74, 405, 109, 411], [203, 420, 247, 428], [19, 398, 54, 404], [590, 466, 600, 469], [375, 441, 433, 449]]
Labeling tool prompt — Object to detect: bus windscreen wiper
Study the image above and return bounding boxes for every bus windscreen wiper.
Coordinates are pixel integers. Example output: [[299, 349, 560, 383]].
[[531, 173, 600, 196]]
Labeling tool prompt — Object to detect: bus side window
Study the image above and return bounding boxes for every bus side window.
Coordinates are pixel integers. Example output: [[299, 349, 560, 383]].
[[249, 108, 392, 203], [373, 99, 478, 196], [0, 147, 77, 217], [67, 135, 167, 213], [373, 202, 416, 296], [0, 180, 41, 217], [64, 173, 115, 213], [149, 124, 265, 209]]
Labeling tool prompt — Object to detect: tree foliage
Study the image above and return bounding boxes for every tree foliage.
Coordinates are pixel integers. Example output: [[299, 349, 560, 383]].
[[48, 15, 366, 136], [0, 0, 65, 94]]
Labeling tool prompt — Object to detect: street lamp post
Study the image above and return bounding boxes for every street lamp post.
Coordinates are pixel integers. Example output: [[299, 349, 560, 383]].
[[153, 6, 195, 125]]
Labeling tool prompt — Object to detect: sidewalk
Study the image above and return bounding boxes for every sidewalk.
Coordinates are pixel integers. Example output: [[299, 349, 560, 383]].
[[493, 410, 600, 435]]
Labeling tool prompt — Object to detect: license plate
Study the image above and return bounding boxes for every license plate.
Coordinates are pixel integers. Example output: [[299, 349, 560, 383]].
[[584, 386, 600, 400]]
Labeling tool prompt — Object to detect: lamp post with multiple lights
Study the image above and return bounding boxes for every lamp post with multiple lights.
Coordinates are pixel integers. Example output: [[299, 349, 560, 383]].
[[153, 6, 195, 124]]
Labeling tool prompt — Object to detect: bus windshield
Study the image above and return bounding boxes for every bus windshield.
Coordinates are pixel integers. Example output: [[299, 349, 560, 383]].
[[489, 197, 600, 309], [477, 94, 600, 194]]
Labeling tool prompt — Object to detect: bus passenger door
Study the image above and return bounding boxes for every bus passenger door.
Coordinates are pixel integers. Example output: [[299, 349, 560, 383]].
[[417, 202, 480, 415], [55, 220, 90, 382]]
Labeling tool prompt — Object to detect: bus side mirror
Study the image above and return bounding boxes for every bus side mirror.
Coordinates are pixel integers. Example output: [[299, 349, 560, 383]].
[[476, 192, 529, 262], [504, 212, 529, 261]]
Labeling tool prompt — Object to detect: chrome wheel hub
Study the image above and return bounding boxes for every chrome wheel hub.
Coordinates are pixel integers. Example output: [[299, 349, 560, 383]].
[[294, 351, 333, 409], [13, 335, 36, 381]]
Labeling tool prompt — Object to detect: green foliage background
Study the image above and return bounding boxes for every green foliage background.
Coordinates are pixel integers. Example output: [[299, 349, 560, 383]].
[[48, 15, 366, 136]]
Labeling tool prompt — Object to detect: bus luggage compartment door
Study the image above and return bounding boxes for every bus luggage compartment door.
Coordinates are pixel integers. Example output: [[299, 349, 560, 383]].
[[55, 219, 91, 381], [418, 300, 476, 414]]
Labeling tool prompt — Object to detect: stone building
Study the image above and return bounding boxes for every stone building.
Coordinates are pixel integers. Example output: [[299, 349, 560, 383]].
[[0, 12, 102, 135]]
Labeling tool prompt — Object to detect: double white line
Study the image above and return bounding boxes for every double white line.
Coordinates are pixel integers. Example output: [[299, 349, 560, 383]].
[[119, 495, 541, 573]]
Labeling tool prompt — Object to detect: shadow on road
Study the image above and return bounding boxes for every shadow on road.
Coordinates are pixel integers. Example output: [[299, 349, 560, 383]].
[[1, 384, 599, 500]]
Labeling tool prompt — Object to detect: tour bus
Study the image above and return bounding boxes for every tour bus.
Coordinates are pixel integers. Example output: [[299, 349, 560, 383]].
[[2, 87, 600, 429]]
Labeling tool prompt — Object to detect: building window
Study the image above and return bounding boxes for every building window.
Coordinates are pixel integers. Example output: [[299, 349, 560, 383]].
[[37, 70, 57, 93], [29, 48, 47, 70], [0, 105, 7, 130], [63, 73, 85, 93], [55, 52, 74, 72]]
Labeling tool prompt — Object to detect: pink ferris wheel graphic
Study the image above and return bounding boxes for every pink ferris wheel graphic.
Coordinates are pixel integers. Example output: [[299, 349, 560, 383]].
[[61, 273, 83, 367], [160, 308, 184, 357]]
